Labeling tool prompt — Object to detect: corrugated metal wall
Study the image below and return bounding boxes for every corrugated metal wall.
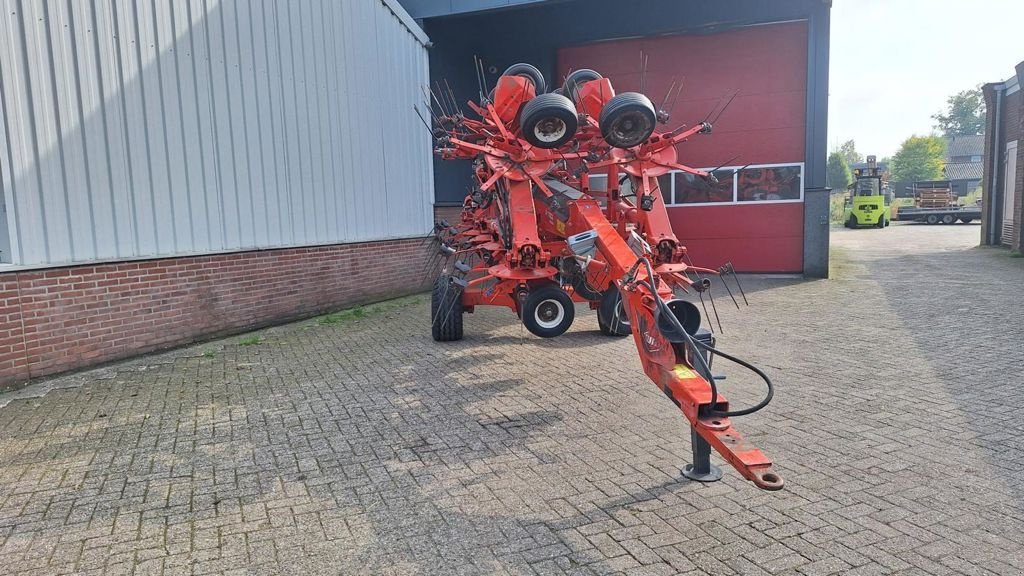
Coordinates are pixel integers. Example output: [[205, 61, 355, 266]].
[[0, 0, 433, 267]]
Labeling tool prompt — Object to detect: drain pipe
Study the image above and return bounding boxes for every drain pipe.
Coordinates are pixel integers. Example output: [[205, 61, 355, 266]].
[[988, 85, 1004, 245]]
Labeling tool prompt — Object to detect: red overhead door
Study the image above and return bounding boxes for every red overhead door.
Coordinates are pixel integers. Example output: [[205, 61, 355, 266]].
[[559, 21, 808, 273]]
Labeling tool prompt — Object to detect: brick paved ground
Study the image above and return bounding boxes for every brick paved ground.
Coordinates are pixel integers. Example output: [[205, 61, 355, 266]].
[[1, 222, 1022, 575]]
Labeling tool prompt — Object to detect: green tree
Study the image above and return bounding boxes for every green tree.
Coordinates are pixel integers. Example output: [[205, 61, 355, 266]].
[[838, 140, 863, 166], [826, 151, 852, 190], [890, 135, 946, 182], [932, 88, 986, 137]]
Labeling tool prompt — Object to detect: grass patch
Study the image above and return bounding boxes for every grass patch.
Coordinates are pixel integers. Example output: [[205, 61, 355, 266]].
[[315, 295, 425, 327], [1010, 250, 1023, 258], [238, 335, 262, 346], [202, 350, 217, 358]]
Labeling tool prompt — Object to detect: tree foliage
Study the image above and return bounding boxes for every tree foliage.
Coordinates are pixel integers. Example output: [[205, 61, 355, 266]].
[[837, 140, 863, 166], [826, 152, 852, 190], [932, 88, 986, 137], [890, 136, 946, 182]]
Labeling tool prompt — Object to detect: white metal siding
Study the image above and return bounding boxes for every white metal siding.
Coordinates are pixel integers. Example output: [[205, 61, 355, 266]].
[[0, 0, 432, 266]]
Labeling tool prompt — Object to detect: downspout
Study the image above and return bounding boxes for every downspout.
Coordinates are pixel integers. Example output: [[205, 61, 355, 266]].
[[988, 85, 1004, 245]]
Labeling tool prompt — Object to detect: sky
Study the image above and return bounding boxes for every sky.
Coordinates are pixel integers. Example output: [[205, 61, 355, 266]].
[[829, 0, 1024, 158]]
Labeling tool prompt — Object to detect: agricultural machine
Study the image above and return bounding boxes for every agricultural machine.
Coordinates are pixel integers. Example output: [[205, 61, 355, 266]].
[[421, 62, 783, 490]]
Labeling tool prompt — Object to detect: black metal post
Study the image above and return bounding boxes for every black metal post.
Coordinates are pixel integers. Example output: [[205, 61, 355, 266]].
[[682, 328, 723, 483]]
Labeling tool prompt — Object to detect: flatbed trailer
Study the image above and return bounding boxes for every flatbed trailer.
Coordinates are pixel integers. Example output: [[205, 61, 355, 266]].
[[893, 205, 981, 224]]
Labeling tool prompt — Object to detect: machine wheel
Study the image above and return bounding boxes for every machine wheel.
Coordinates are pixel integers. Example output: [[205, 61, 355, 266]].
[[501, 63, 546, 94], [926, 214, 939, 224], [431, 274, 464, 342], [599, 92, 657, 148], [941, 214, 955, 224], [846, 215, 857, 228], [885, 218, 891, 227], [522, 284, 575, 338], [563, 68, 602, 103], [875, 214, 885, 229], [960, 218, 974, 224], [597, 287, 631, 337], [520, 93, 578, 149]]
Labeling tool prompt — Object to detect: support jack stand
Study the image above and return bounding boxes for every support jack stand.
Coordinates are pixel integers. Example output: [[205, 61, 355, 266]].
[[682, 427, 722, 482], [682, 327, 722, 483]]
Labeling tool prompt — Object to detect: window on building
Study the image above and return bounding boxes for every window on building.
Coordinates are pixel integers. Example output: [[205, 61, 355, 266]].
[[673, 170, 735, 204], [971, 155, 982, 163], [736, 165, 803, 202]]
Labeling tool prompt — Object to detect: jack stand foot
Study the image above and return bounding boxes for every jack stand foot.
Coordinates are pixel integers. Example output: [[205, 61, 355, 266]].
[[682, 462, 723, 482], [682, 425, 722, 483]]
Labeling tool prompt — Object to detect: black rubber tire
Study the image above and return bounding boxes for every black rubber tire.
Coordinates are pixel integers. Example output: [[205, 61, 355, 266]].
[[597, 287, 631, 337], [501, 63, 546, 94], [522, 284, 575, 338], [846, 215, 858, 228], [431, 274, 464, 341], [926, 214, 939, 225], [941, 214, 955, 224], [960, 218, 974, 224], [600, 92, 657, 149], [563, 68, 602, 104], [520, 93, 579, 149], [875, 214, 885, 228]]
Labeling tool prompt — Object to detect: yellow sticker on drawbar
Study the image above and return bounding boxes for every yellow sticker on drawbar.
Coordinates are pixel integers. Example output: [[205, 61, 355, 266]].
[[556, 220, 565, 234], [673, 365, 697, 379]]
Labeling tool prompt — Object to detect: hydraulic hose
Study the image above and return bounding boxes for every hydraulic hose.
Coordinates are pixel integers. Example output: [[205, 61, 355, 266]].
[[632, 257, 773, 418]]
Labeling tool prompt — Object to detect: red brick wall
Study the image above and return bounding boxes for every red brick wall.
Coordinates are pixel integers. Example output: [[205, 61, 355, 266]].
[[0, 236, 436, 391]]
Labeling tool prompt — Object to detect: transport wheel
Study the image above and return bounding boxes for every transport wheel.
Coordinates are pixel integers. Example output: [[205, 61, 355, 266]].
[[501, 63, 546, 94], [522, 284, 575, 338], [431, 274, 464, 342], [960, 218, 974, 224], [600, 92, 657, 148], [520, 93, 578, 149], [846, 215, 857, 228], [875, 214, 885, 229], [926, 214, 939, 224], [563, 68, 602, 103], [941, 214, 955, 224], [885, 218, 890, 227], [597, 287, 631, 337]]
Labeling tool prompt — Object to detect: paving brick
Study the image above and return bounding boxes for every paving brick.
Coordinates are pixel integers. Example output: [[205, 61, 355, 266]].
[[0, 224, 1022, 574]]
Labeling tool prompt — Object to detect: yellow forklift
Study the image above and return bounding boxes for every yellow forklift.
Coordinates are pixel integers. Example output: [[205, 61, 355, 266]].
[[843, 155, 890, 228]]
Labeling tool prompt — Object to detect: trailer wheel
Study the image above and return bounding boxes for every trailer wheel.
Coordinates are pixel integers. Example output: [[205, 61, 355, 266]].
[[597, 287, 631, 337], [563, 68, 602, 104], [431, 274, 464, 342], [600, 92, 657, 148], [960, 218, 974, 224], [941, 214, 955, 224], [926, 214, 939, 224], [522, 284, 575, 338], [501, 63, 546, 94], [520, 93, 578, 149]]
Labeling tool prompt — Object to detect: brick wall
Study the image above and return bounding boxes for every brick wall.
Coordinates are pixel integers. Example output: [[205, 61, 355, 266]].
[[0, 236, 438, 391], [433, 205, 464, 226], [983, 72, 1024, 250]]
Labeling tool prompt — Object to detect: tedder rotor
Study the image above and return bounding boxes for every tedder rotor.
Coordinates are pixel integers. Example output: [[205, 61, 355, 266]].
[[422, 63, 783, 491]]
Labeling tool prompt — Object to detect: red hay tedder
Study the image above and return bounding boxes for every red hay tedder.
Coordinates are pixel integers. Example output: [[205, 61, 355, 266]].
[[422, 62, 783, 490]]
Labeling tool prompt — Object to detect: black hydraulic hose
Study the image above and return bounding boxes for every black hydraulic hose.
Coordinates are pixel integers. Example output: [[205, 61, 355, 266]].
[[633, 257, 773, 418]]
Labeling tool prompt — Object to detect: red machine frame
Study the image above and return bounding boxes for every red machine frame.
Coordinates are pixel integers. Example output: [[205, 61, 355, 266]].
[[426, 65, 783, 490]]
